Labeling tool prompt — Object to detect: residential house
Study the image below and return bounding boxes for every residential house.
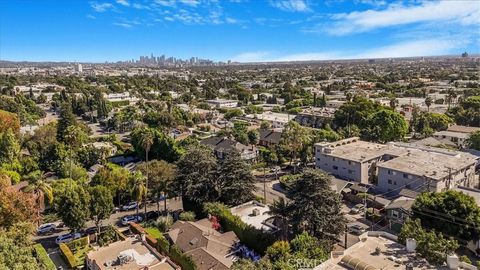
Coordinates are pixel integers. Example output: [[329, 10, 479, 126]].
[[433, 125, 480, 148], [230, 201, 280, 234], [201, 136, 258, 161], [294, 107, 336, 128], [258, 129, 282, 148], [247, 112, 291, 129], [385, 198, 415, 232], [167, 219, 240, 270], [85, 235, 179, 270]]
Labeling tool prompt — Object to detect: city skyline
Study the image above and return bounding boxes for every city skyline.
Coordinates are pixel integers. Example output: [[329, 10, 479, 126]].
[[1, 0, 479, 63]]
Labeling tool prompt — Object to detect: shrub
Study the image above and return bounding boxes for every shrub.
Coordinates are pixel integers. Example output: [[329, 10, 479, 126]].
[[179, 211, 196, 221], [33, 244, 56, 270], [155, 215, 174, 232], [279, 174, 300, 189], [203, 202, 274, 254], [459, 255, 472, 265], [59, 243, 76, 269]]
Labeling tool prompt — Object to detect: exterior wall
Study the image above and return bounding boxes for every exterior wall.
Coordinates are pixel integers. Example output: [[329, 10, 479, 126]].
[[433, 134, 468, 148], [376, 167, 430, 195], [315, 150, 364, 182]]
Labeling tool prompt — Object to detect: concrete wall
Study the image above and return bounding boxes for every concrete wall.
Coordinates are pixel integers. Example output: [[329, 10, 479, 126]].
[[376, 167, 430, 195], [315, 152, 364, 182]]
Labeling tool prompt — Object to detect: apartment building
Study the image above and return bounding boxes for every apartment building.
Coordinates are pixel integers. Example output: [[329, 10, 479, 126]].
[[315, 137, 478, 195]]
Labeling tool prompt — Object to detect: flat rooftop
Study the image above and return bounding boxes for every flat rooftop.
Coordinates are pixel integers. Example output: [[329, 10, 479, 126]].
[[230, 201, 278, 233], [86, 236, 177, 270], [248, 112, 292, 123], [317, 233, 441, 270], [316, 139, 391, 162], [378, 145, 478, 180]]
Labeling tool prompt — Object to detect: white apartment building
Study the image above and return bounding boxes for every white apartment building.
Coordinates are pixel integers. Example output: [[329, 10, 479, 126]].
[[248, 111, 292, 129], [206, 98, 238, 108], [315, 137, 478, 195]]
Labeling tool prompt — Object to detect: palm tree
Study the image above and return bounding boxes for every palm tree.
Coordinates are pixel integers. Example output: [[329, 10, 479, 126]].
[[268, 198, 291, 240], [139, 129, 154, 217], [130, 172, 146, 216], [389, 97, 398, 110]]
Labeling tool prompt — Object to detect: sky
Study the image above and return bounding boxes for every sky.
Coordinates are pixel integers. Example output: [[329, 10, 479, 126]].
[[1, 0, 479, 62]]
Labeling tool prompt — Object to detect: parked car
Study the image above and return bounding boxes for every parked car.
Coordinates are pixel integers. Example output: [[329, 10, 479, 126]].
[[350, 204, 365, 214], [37, 223, 57, 234], [55, 233, 81, 245], [142, 211, 160, 221], [121, 215, 143, 226], [121, 202, 138, 211], [348, 224, 366, 235]]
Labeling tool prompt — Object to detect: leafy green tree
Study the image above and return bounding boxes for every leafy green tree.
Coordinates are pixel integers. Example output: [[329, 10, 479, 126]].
[[290, 231, 329, 261], [174, 145, 218, 204], [248, 129, 260, 145], [0, 222, 39, 269], [137, 160, 176, 213], [232, 121, 249, 145], [89, 185, 114, 233], [55, 185, 91, 232], [268, 198, 290, 240], [91, 163, 130, 206], [364, 109, 408, 143], [333, 96, 382, 129], [425, 96, 433, 111], [24, 176, 53, 222], [216, 150, 256, 205], [0, 128, 20, 165], [56, 102, 77, 143], [468, 130, 480, 150], [399, 219, 459, 265], [412, 190, 480, 241], [279, 121, 311, 170], [266, 241, 291, 261], [288, 169, 345, 240], [131, 127, 182, 162]]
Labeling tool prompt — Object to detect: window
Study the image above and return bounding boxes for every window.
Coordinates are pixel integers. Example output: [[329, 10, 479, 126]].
[[348, 161, 352, 165], [393, 181, 397, 185], [406, 184, 411, 189], [332, 157, 337, 161], [333, 166, 338, 170], [391, 210, 400, 218], [348, 170, 353, 174], [403, 173, 408, 179], [388, 179, 392, 184], [316, 158, 321, 161], [388, 170, 393, 175]]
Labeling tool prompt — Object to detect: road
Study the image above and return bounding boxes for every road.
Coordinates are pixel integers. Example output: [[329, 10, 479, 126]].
[[254, 180, 286, 204], [34, 198, 183, 250]]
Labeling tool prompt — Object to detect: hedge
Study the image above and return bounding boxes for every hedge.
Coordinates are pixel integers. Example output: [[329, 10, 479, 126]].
[[168, 244, 197, 270], [203, 202, 274, 254], [59, 243, 76, 269], [33, 244, 56, 270]]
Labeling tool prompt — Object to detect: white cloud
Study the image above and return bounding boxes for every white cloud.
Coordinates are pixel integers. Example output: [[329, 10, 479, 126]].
[[231, 51, 271, 62], [180, 0, 200, 7], [113, 22, 133, 28], [270, 0, 311, 12], [231, 38, 468, 62], [90, 2, 114, 12], [154, 0, 176, 7], [355, 39, 466, 59], [116, 0, 130, 6], [132, 3, 151, 9], [326, 1, 480, 35], [87, 14, 96, 19]]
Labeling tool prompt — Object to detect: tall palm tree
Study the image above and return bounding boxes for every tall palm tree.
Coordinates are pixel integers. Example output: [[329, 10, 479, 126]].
[[139, 129, 154, 217], [130, 172, 146, 216], [268, 198, 291, 240]]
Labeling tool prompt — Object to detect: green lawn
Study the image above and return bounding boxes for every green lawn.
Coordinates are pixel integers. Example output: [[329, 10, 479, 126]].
[[145, 227, 162, 239]]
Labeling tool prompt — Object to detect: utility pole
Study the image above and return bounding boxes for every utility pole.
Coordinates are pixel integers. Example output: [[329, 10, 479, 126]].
[[344, 224, 348, 249]]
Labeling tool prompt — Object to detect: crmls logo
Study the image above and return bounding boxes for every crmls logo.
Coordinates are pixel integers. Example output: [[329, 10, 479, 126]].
[[288, 258, 322, 270]]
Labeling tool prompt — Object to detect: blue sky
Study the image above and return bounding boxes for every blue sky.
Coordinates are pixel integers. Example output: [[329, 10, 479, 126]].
[[1, 0, 479, 62]]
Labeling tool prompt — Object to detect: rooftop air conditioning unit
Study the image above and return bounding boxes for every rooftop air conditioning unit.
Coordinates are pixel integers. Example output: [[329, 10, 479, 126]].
[[252, 209, 260, 216]]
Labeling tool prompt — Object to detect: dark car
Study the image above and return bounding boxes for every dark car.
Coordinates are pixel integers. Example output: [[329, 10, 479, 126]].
[[140, 211, 160, 221]]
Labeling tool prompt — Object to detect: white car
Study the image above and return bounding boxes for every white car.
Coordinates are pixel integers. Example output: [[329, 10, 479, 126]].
[[350, 204, 365, 214], [37, 223, 57, 234], [55, 233, 81, 245], [121, 215, 143, 226], [121, 202, 138, 211], [349, 224, 366, 235]]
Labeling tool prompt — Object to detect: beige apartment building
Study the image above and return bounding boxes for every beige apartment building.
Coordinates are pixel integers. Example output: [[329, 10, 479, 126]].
[[315, 137, 478, 195]]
